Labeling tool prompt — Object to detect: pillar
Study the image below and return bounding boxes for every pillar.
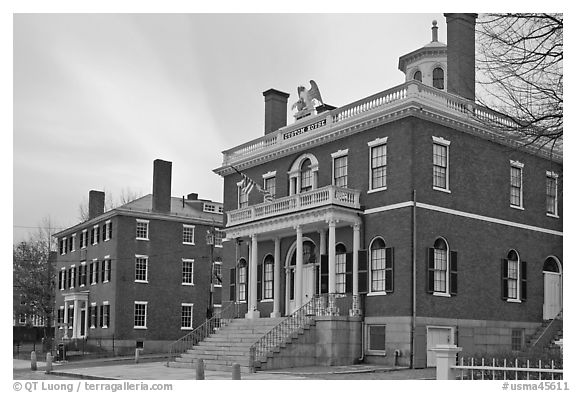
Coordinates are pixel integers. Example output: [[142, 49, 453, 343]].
[[432, 345, 462, 380], [295, 225, 303, 308], [83, 300, 89, 337], [327, 220, 339, 315], [271, 237, 281, 318], [63, 301, 69, 339], [319, 229, 326, 255], [350, 223, 362, 316], [246, 234, 260, 319], [72, 299, 80, 339]]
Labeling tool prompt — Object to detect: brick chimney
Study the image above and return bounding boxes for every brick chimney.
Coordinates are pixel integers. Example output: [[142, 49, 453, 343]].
[[88, 190, 105, 220], [152, 159, 172, 213], [444, 13, 478, 101], [263, 89, 290, 135]]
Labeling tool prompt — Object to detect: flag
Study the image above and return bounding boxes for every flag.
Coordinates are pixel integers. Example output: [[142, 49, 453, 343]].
[[232, 166, 274, 203]]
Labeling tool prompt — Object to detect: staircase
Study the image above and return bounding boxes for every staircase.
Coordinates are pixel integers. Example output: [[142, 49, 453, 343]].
[[525, 310, 563, 353], [168, 318, 284, 373]]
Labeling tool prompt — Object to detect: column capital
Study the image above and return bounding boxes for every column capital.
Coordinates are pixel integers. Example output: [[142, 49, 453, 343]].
[[328, 219, 337, 227], [251, 233, 258, 240], [294, 224, 302, 233], [352, 223, 361, 231]]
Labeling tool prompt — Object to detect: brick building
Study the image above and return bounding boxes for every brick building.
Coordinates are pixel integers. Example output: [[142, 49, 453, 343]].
[[212, 14, 562, 368], [53, 159, 224, 354]]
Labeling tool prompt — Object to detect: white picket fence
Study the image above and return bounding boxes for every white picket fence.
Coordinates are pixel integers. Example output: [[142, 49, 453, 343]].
[[433, 345, 563, 380]]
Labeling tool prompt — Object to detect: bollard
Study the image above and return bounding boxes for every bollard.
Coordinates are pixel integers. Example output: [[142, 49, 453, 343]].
[[45, 353, 53, 374], [231, 363, 241, 380], [135, 348, 141, 364], [196, 358, 205, 380], [30, 351, 37, 371]]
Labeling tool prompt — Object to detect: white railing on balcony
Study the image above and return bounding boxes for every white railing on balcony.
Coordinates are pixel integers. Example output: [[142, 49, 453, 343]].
[[227, 185, 361, 226]]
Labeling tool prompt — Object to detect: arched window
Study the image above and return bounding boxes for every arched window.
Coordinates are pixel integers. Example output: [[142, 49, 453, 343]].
[[502, 250, 525, 301], [335, 244, 347, 294], [370, 238, 387, 293], [263, 255, 274, 300], [543, 257, 560, 273], [427, 238, 457, 295], [433, 67, 444, 89], [413, 70, 422, 82], [237, 258, 247, 302], [300, 158, 313, 192]]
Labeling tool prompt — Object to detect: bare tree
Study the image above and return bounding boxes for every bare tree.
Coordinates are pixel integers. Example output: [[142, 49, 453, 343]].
[[475, 13, 563, 155]]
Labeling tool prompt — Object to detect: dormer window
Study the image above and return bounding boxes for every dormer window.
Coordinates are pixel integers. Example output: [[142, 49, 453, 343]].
[[433, 67, 445, 89], [413, 70, 422, 82]]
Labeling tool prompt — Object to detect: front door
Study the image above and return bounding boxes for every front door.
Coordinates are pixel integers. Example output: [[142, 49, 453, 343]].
[[543, 272, 562, 320], [302, 264, 316, 304], [426, 327, 453, 367]]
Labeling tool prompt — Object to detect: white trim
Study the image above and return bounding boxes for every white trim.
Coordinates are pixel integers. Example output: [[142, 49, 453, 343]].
[[511, 205, 525, 211], [364, 201, 414, 215], [510, 163, 524, 209], [546, 170, 559, 178], [366, 292, 387, 297], [367, 136, 388, 147], [182, 224, 196, 245], [331, 149, 349, 159], [433, 292, 452, 298], [432, 139, 450, 192], [262, 170, 277, 179], [367, 187, 387, 194], [260, 299, 274, 303], [510, 160, 525, 168], [134, 301, 148, 329], [546, 213, 560, 219], [135, 219, 150, 241], [432, 136, 451, 146], [71, 234, 76, 252], [507, 298, 522, 304], [433, 187, 451, 194]]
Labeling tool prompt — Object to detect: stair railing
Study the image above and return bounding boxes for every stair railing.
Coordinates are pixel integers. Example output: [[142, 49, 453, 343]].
[[166, 302, 239, 366], [530, 308, 563, 350], [248, 294, 327, 372]]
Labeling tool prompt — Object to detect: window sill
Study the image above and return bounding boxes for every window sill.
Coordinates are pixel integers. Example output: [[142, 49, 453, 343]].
[[181, 327, 194, 330], [510, 205, 524, 211], [367, 291, 387, 297], [260, 299, 273, 303], [136, 238, 150, 241], [102, 326, 108, 329], [135, 280, 149, 284], [506, 298, 522, 303], [365, 350, 387, 357], [367, 187, 387, 194], [183, 242, 195, 246], [182, 283, 194, 286], [236, 301, 247, 304], [546, 213, 559, 219], [134, 326, 147, 330], [92, 243, 98, 246], [104, 239, 110, 242], [433, 292, 451, 298], [90, 326, 95, 329], [103, 280, 109, 284], [215, 245, 223, 248], [214, 284, 222, 288], [433, 187, 451, 194]]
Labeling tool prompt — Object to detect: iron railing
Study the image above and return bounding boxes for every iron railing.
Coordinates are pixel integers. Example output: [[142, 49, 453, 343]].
[[453, 357, 563, 380], [248, 294, 327, 372], [166, 302, 239, 366]]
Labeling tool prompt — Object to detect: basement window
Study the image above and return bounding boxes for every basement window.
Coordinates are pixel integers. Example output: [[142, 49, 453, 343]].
[[367, 324, 386, 354], [511, 328, 524, 351]]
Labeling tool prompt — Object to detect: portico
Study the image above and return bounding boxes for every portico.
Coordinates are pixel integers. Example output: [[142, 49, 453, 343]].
[[225, 185, 362, 319], [62, 292, 89, 339]]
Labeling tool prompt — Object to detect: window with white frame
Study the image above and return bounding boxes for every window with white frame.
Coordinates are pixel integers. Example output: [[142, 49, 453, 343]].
[[70, 265, 76, 289], [433, 67, 445, 89], [90, 260, 99, 284], [212, 260, 222, 287], [92, 225, 99, 245], [81, 229, 88, 248], [181, 303, 193, 330], [546, 171, 559, 216], [238, 259, 247, 302], [203, 203, 216, 213], [134, 301, 147, 329], [136, 219, 149, 240], [182, 224, 195, 245], [214, 229, 223, 247], [368, 138, 387, 191], [263, 255, 274, 299], [332, 150, 349, 188], [335, 244, 347, 294], [59, 238, 66, 255], [238, 185, 249, 209], [370, 238, 387, 293], [71, 234, 76, 252], [135, 255, 148, 283], [79, 263, 87, 286], [433, 137, 450, 191], [503, 250, 521, 301], [182, 259, 194, 285], [510, 161, 524, 208], [90, 302, 97, 328], [68, 236, 73, 253], [300, 158, 313, 192], [103, 258, 111, 282], [432, 238, 448, 293], [263, 176, 276, 198], [367, 325, 386, 353], [102, 302, 110, 328], [104, 220, 112, 241]]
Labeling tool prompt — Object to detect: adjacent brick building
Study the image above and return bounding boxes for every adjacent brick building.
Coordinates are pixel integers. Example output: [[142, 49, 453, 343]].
[[213, 14, 562, 368], [54, 160, 224, 354]]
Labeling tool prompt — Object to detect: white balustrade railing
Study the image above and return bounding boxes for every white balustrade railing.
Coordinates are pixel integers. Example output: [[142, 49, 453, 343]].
[[227, 185, 361, 226]]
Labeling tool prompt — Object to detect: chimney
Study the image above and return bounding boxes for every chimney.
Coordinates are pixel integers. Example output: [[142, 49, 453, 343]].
[[152, 159, 172, 213], [88, 190, 105, 220], [444, 13, 478, 101], [263, 89, 290, 135], [187, 193, 198, 200]]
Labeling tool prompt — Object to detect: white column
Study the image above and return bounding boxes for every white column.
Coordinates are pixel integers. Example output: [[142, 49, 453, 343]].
[[319, 229, 326, 255], [72, 299, 80, 339], [246, 234, 260, 319], [295, 225, 303, 308], [351, 223, 362, 317], [271, 237, 281, 318], [63, 301, 69, 339], [83, 301, 89, 337], [328, 220, 336, 294]]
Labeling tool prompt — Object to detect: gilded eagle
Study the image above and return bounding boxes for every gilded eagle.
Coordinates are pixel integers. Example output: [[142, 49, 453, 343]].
[[291, 80, 324, 112]]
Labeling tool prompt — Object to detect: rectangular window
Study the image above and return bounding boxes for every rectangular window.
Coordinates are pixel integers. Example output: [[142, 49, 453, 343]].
[[90, 303, 97, 328], [333, 155, 348, 188], [370, 143, 387, 190], [367, 325, 386, 352], [511, 328, 524, 351], [79, 263, 87, 286], [58, 307, 64, 326], [507, 260, 519, 299], [546, 171, 558, 216], [136, 219, 149, 240], [371, 247, 386, 292], [103, 259, 111, 282], [433, 142, 449, 190], [263, 261, 273, 299], [212, 261, 222, 287], [71, 234, 76, 252], [214, 229, 223, 247], [238, 264, 247, 302], [182, 259, 194, 285], [264, 176, 276, 198], [335, 253, 346, 294], [238, 187, 248, 209], [182, 225, 195, 245], [135, 255, 148, 282], [134, 302, 147, 329], [59, 269, 65, 290], [103, 220, 112, 241], [90, 260, 99, 284], [69, 266, 76, 289], [81, 230, 88, 248], [510, 161, 524, 208], [181, 303, 193, 330], [102, 303, 110, 328], [59, 238, 66, 255], [433, 248, 448, 293], [92, 225, 99, 245], [203, 203, 216, 213]]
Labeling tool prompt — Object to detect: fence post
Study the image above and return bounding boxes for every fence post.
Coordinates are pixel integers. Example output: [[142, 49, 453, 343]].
[[45, 353, 53, 374], [232, 363, 241, 379], [431, 344, 462, 380], [135, 348, 140, 364], [196, 359, 205, 380], [30, 351, 37, 371]]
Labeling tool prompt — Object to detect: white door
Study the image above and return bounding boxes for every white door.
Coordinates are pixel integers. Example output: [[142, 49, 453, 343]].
[[543, 272, 562, 320], [286, 268, 296, 315], [302, 265, 316, 304], [426, 327, 453, 367]]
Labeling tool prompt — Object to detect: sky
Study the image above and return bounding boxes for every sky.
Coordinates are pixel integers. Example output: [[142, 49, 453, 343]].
[[12, 12, 450, 243]]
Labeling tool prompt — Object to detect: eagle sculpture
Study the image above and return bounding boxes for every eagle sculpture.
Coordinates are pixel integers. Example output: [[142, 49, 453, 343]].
[[291, 80, 323, 112]]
